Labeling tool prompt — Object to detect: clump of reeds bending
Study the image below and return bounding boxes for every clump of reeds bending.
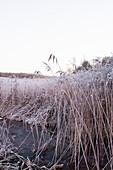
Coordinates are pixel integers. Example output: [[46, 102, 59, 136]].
[[43, 71, 113, 169], [0, 64, 113, 169]]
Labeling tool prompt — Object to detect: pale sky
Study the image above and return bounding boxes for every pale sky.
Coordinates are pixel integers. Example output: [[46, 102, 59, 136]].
[[0, 0, 113, 75]]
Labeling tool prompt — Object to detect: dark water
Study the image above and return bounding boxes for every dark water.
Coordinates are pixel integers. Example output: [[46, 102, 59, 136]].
[[0, 118, 112, 170]]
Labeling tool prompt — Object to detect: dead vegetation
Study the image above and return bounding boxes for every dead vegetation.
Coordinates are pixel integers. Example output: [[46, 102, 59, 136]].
[[0, 60, 113, 169]]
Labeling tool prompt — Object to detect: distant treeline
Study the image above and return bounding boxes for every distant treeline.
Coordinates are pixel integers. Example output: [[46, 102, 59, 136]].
[[0, 72, 45, 79]]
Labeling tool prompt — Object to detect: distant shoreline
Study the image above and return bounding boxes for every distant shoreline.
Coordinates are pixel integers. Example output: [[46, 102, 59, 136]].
[[0, 72, 46, 79]]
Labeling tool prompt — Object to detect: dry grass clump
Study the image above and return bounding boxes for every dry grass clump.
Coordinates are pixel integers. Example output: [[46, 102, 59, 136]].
[[0, 64, 113, 169], [47, 73, 112, 169]]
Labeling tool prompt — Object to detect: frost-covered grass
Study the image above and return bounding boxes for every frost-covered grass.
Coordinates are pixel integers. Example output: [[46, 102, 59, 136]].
[[0, 63, 113, 169]]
